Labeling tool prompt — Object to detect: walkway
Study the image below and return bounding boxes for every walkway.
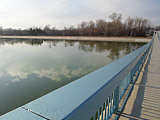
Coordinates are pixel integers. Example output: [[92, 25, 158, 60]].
[[120, 32, 160, 120]]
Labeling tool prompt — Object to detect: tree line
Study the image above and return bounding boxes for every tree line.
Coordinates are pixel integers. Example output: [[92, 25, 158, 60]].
[[0, 13, 159, 37]]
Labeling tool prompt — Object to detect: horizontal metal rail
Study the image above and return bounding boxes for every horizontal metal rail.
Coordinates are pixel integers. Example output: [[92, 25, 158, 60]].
[[1, 36, 153, 120]]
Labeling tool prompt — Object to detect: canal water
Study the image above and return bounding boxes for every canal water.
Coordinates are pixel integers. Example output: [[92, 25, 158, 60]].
[[0, 39, 144, 115]]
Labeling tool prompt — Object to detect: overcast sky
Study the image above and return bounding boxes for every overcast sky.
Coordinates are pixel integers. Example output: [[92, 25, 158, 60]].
[[0, 0, 159, 29]]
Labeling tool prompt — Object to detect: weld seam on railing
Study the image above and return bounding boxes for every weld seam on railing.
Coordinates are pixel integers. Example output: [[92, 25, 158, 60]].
[[21, 107, 51, 120]]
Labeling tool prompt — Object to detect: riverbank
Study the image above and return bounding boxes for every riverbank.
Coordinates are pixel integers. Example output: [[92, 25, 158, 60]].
[[0, 36, 151, 43]]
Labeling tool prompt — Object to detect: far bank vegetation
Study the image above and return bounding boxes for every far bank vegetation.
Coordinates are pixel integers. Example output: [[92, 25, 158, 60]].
[[0, 13, 157, 37]]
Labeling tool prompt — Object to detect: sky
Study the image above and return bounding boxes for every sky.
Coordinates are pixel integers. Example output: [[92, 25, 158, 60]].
[[0, 0, 160, 29]]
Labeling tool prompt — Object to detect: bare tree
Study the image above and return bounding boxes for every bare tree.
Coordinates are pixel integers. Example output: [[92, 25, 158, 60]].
[[96, 19, 107, 36], [108, 13, 123, 36]]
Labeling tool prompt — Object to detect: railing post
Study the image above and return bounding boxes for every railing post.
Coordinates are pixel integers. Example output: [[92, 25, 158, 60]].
[[104, 101, 107, 120], [114, 86, 119, 111], [107, 98, 110, 119]]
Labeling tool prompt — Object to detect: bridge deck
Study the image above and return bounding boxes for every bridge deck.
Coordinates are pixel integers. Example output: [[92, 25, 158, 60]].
[[120, 33, 160, 120]]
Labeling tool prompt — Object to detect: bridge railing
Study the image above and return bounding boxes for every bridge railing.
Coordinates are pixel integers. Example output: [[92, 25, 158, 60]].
[[2, 38, 153, 120], [157, 31, 160, 40]]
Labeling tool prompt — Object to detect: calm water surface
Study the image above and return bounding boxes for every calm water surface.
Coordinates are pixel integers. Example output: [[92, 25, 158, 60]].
[[0, 39, 144, 115]]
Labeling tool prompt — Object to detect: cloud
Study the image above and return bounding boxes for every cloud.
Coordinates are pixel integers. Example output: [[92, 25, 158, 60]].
[[33, 68, 60, 81], [0, 0, 159, 28]]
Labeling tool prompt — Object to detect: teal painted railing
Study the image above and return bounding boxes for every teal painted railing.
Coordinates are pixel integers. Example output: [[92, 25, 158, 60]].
[[1, 36, 154, 120], [157, 31, 160, 40]]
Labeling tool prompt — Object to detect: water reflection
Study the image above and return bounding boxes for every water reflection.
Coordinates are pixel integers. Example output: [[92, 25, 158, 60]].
[[0, 39, 144, 59], [0, 39, 144, 116]]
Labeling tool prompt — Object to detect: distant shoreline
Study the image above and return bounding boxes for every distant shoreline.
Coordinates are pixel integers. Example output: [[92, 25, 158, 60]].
[[0, 36, 151, 43]]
